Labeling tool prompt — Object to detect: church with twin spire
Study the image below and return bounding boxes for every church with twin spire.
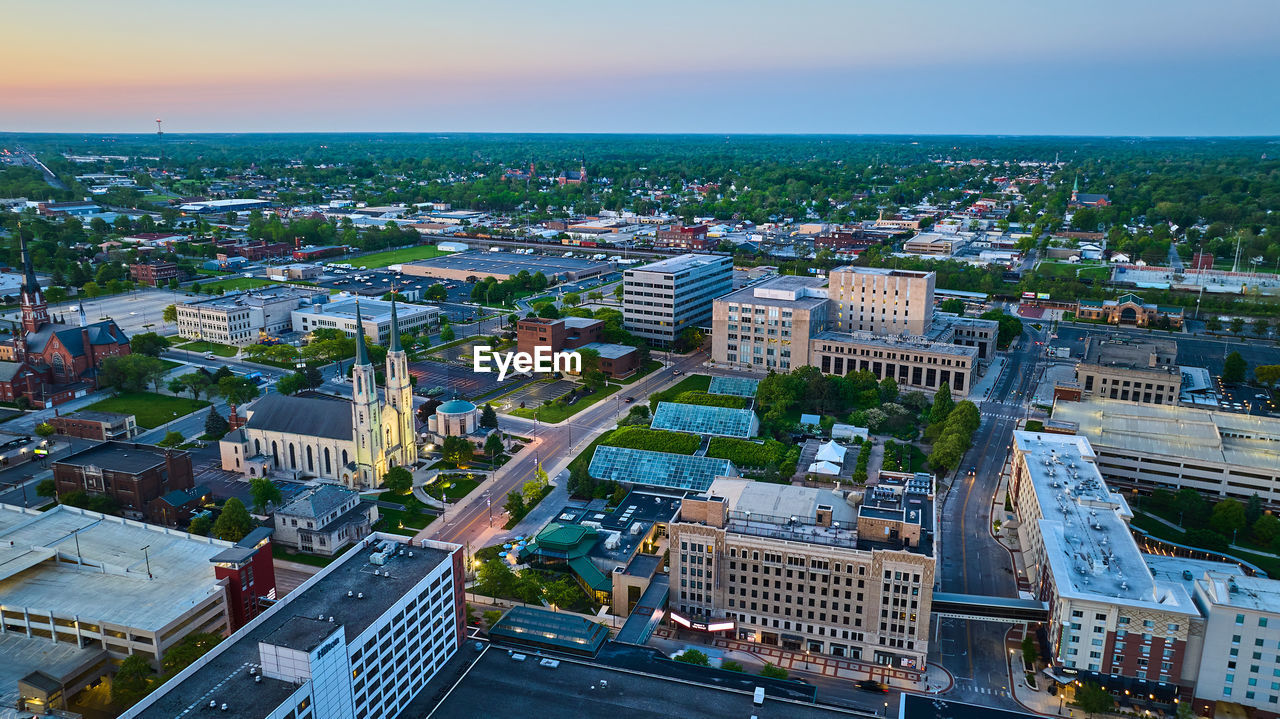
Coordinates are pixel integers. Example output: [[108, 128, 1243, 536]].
[[219, 299, 418, 489]]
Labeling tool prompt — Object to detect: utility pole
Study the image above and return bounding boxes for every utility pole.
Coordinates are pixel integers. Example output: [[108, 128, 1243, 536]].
[[141, 544, 153, 579]]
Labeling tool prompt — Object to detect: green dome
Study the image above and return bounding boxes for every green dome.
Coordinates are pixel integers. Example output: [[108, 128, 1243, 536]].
[[437, 399, 476, 414]]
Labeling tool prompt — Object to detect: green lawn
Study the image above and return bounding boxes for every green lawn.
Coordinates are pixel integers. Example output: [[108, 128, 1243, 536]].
[[377, 506, 434, 533], [191, 277, 276, 293], [425, 476, 481, 501], [271, 542, 352, 567], [160, 359, 182, 371], [646, 373, 712, 411], [356, 245, 456, 268], [84, 391, 210, 428], [177, 340, 239, 357], [511, 382, 621, 423], [1078, 266, 1112, 281], [612, 359, 662, 384]]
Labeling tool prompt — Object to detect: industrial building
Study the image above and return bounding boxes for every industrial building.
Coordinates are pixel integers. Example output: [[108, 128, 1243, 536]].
[[623, 254, 733, 347], [398, 250, 611, 283], [0, 504, 275, 715], [124, 535, 464, 719]]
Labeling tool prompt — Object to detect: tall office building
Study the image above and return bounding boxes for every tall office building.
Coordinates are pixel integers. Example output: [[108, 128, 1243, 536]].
[[623, 254, 732, 347], [668, 474, 936, 671], [828, 266, 934, 336]]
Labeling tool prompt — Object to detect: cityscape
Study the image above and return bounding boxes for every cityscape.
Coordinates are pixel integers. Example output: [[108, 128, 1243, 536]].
[[2, 3, 1280, 719]]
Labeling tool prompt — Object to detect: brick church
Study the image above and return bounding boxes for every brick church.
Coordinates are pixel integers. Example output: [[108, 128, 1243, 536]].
[[0, 237, 131, 406]]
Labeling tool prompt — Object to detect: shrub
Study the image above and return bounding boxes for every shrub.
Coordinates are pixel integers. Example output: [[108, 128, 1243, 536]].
[[603, 426, 699, 454], [705, 437, 786, 468], [671, 391, 748, 409]]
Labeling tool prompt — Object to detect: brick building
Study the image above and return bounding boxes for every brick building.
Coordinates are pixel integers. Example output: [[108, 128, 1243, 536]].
[[50, 410, 138, 440], [52, 442, 195, 525], [655, 224, 710, 250], [516, 317, 639, 378], [129, 260, 181, 287]]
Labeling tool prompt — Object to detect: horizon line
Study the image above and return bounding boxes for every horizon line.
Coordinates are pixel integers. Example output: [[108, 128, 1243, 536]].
[[4, 130, 1280, 140]]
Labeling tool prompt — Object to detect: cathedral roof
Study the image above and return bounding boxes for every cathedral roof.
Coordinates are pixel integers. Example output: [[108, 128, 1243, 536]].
[[25, 320, 129, 357], [244, 393, 353, 441]]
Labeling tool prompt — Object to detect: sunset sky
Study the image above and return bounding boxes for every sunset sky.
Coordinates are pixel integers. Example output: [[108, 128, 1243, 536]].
[[4, 0, 1279, 135]]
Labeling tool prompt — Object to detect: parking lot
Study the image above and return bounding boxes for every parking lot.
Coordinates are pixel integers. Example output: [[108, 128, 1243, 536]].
[[409, 359, 509, 399], [497, 379, 576, 410], [0, 288, 181, 337]]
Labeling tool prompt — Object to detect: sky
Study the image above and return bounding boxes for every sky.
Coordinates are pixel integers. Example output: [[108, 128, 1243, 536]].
[[4, 0, 1280, 135]]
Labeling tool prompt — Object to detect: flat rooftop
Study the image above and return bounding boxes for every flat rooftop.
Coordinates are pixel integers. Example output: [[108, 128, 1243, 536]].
[[832, 265, 934, 278], [65, 410, 131, 423], [403, 250, 610, 275], [718, 275, 828, 309], [575, 341, 636, 360], [1051, 398, 1280, 469], [1081, 335, 1179, 374], [133, 536, 454, 719], [1013, 431, 1198, 615], [1197, 571, 1280, 613], [627, 253, 728, 274], [53, 441, 178, 474], [705, 478, 862, 552], [421, 646, 846, 719], [0, 505, 232, 632], [813, 330, 979, 358], [651, 401, 757, 438], [298, 296, 437, 321], [181, 285, 319, 309]]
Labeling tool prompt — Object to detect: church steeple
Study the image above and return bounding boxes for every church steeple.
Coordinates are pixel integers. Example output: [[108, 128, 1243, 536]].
[[18, 227, 50, 334], [388, 298, 402, 352], [349, 298, 384, 489], [383, 296, 416, 469], [354, 300, 371, 366], [78, 300, 87, 328], [1071, 174, 1079, 203]]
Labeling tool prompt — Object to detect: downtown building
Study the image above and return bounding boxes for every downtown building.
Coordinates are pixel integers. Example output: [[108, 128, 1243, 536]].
[[123, 535, 465, 719], [710, 269, 996, 396], [292, 296, 439, 345], [668, 473, 936, 672], [623, 253, 732, 347], [176, 285, 328, 346], [1071, 335, 1182, 406]]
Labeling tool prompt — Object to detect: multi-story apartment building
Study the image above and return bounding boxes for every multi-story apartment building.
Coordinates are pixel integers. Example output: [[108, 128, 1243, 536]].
[[292, 296, 439, 345], [827, 266, 934, 336], [712, 276, 830, 371], [669, 473, 935, 672], [1050, 399, 1280, 507], [1192, 572, 1280, 719], [128, 261, 181, 287], [1010, 431, 1202, 704], [623, 254, 732, 347], [1074, 335, 1181, 405], [176, 285, 327, 346], [126, 535, 464, 719], [654, 224, 711, 250]]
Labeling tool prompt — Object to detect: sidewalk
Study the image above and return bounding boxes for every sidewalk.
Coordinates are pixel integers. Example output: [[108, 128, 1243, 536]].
[[971, 356, 1007, 403]]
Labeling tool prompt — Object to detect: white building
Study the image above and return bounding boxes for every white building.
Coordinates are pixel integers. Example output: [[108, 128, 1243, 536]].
[[1192, 572, 1280, 718], [176, 285, 326, 346], [124, 535, 465, 719], [292, 296, 439, 345], [272, 485, 376, 556]]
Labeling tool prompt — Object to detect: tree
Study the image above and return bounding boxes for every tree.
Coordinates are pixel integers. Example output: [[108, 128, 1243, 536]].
[[161, 632, 221, 676], [441, 435, 474, 465], [1255, 365, 1280, 388], [82, 281, 101, 298], [721, 660, 745, 672], [1021, 635, 1039, 667], [1211, 499, 1247, 538], [1230, 317, 1246, 336], [480, 403, 498, 429], [158, 431, 185, 448], [172, 372, 212, 400], [1245, 493, 1264, 528], [1074, 682, 1114, 718], [99, 355, 167, 393], [879, 377, 899, 403], [562, 291, 581, 307], [304, 365, 323, 388], [544, 577, 580, 611], [275, 372, 308, 395], [45, 286, 68, 304], [35, 422, 56, 438], [248, 477, 283, 514], [36, 478, 56, 497], [1252, 514, 1280, 545], [439, 324, 456, 342], [218, 376, 261, 406], [504, 490, 526, 520], [212, 497, 254, 542], [484, 432, 504, 461], [131, 331, 171, 357], [475, 558, 518, 597], [111, 654, 155, 707], [674, 649, 711, 666], [929, 383, 954, 424], [1223, 351, 1247, 383], [1253, 318, 1271, 338], [582, 368, 607, 391], [204, 408, 230, 439], [759, 663, 789, 679], [188, 514, 212, 536], [426, 283, 448, 302], [1176, 488, 1209, 526], [162, 303, 178, 323], [382, 466, 413, 494], [939, 298, 966, 315]]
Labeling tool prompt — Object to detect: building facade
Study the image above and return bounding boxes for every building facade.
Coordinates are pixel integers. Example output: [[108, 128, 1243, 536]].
[[52, 442, 195, 524], [623, 254, 733, 347], [1074, 335, 1181, 405], [272, 485, 375, 556], [827, 266, 934, 336], [1192, 572, 1280, 719], [668, 475, 935, 671], [516, 316, 639, 378], [176, 285, 327, 346], [654, 224, 711, 250], [50, 410, 137, 440], [1075, 293, 1184, 329], [712, 276, 830, 372], [129, 261, 181, 287], [292, 296, 439, 344]]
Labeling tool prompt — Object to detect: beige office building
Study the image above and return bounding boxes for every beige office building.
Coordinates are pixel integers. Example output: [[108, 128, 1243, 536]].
[[712, 276, 829, 372], [669, 474, 936, 671], [828, 266, 934, 336], [1075, 335, 1181, 405], [809, 331, 978, 396], [175, 285, 325, 346]]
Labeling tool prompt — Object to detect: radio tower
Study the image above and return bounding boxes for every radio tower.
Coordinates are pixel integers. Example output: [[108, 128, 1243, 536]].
[[155, 119, 163, 138]]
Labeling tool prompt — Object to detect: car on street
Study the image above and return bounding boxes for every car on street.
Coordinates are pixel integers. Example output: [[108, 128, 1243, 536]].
[[623, 396, 634, 403], [856, 680, 889, 693]]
